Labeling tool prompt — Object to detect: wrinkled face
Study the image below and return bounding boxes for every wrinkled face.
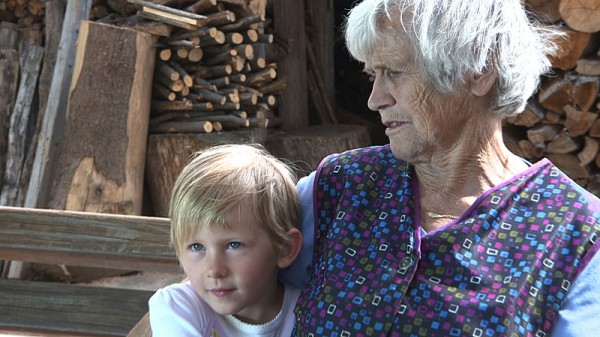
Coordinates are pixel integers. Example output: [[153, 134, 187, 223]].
[[364, 20, 474, 164], [179, 202, 284, 324]]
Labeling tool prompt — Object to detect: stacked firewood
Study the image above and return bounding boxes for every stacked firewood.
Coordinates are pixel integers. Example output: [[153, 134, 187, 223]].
[[0, 0, 45, 28], [504, 0, 600, 194], [96, 0, 285, 134]]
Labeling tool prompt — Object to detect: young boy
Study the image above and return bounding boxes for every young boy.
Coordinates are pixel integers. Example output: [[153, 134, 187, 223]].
[[149, 144, 303, 337]]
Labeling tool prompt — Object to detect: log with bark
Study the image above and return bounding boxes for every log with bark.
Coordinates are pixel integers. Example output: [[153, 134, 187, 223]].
[[47, 21, 157, 215]]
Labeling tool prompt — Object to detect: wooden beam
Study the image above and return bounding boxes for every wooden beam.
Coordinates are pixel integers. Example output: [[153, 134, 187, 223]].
[[272, 0, 308, 130], [306, 0, 335, 112], [0, 206, 178, 273], [25, 0, 92, 209], [0, 279, 153, 337]]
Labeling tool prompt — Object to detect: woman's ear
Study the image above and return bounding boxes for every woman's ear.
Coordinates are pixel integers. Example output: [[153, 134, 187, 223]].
[[469, 70, 497, 97], [277, 228, 303, 269]]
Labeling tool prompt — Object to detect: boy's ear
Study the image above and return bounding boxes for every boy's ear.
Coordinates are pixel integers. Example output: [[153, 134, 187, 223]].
[[469, 70, 497, 97], [277, 228, 302, 269]]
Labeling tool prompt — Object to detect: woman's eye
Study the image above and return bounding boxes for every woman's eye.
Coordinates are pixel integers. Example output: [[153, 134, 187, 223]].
[[384, 69, 401, 78], [228, 242, 242, 249], [190, 243, 204, 252]]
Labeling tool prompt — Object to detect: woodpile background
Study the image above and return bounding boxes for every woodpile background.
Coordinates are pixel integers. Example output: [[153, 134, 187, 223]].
[[0, 0, 289, 213], [504, 0, 600, 195], [91, 0, 285, 135]]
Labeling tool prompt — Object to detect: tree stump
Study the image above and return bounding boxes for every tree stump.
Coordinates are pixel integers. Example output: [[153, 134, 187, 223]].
[[145, 131, 262, 217], [265, 124, 372, 177]]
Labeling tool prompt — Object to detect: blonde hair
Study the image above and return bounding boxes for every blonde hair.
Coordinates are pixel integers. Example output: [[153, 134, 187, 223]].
[[169, 144, 300, 258]]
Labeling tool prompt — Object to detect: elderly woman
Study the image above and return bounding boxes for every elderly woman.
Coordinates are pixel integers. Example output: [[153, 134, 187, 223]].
[[282, 0, 600, 336]]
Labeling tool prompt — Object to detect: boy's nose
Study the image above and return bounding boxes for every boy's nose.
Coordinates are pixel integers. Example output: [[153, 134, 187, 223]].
[[205, 254, 228, 278]]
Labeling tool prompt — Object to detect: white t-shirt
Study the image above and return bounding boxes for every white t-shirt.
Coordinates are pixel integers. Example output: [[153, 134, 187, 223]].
[[149, 281, 300, 337]]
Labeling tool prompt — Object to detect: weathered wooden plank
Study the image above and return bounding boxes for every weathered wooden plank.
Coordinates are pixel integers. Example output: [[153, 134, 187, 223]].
[[16, 1, 67, 213], [0, 44, 44, 207], [0, 22, 19, 50], [306, 0, 335, 112], [47, 21, 157, 214], [0, 49, 19, 191], [0, 206, 178, 273], [0, 279, 153, 337], [25, 0, 92, 209], [272, 0, 308, 130], [37, 0, 66, 134]]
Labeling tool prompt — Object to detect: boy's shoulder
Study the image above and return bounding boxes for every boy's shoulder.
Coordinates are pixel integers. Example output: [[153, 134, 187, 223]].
[[149, 280, 216, 327]]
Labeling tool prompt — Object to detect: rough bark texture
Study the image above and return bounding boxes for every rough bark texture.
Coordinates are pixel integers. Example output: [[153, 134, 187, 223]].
[[47, 21, 156, 215]]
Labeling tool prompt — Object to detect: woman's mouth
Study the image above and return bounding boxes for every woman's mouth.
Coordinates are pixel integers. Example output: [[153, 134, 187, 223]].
[[384, 121, 405, 129]]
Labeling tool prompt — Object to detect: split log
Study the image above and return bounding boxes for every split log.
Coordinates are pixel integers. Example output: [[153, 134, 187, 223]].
[[589, 119, 600, 137], [538, 72, 599, 114], [559, 0, 600, 33], [548, 27, 592, 70], [578, 136, 599, 166], [517, 139, 545, 159], [47, 21, 156, 215], [505, 100, 545, 127], [546, 130, 580, 154], [0, 44, 44, 207], [0, 49, 19, 191], [563, 104, 598, 137], [526, 123, 562, 145]]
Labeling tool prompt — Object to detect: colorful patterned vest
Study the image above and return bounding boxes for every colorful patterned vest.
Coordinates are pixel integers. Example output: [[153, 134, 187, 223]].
[[294, 145, 600, 337]]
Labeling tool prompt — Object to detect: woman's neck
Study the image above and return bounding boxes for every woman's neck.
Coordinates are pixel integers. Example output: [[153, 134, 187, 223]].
[[415, 127, 527, 231]]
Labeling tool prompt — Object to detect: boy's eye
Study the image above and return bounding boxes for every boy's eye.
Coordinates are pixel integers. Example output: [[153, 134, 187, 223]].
[[190, 243, 204, 251], [228, 242, 242, 249]]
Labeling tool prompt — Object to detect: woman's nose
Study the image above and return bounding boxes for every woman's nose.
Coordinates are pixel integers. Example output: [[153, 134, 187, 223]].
[[367, 78, 395, 112]]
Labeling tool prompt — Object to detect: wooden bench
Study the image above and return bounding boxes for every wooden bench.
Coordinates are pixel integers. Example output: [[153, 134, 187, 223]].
[[0, 206, 179, 337]]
